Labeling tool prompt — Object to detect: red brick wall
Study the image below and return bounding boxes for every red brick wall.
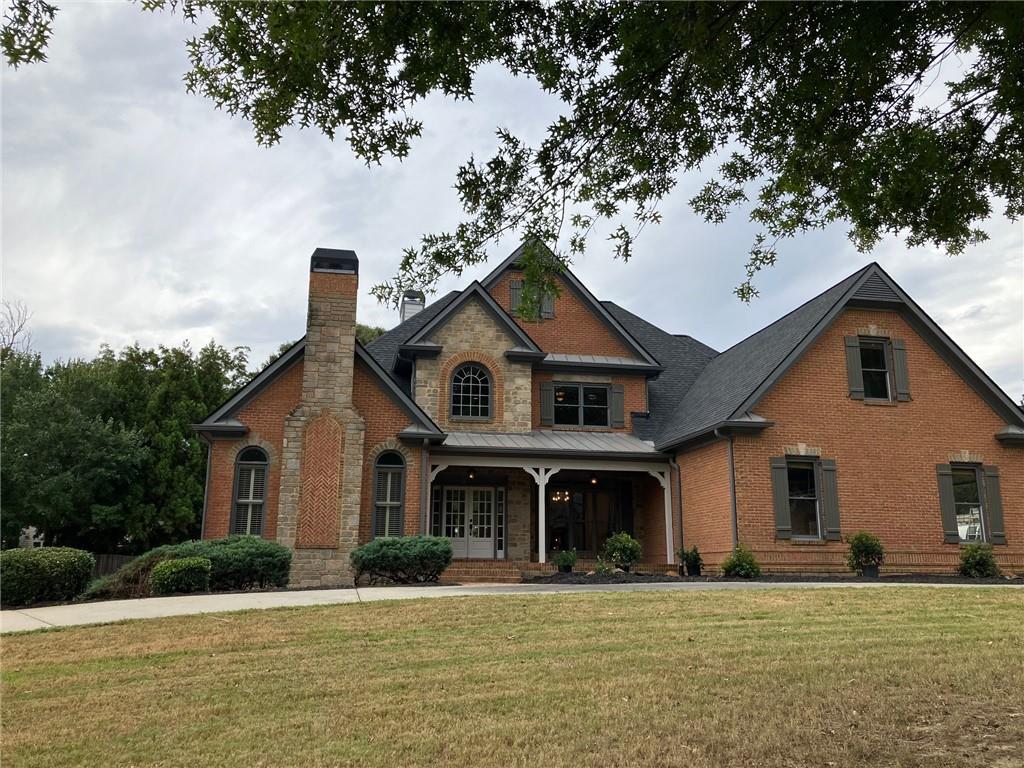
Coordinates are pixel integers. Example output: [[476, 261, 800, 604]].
[[678, 439, 736, 568], [489, 270, 633, 356], [732, 307, 1024, 573], [633, 473, 681, 565], [203, 360, 303, 540], [353, 360, 423, 543], [530, 372, 647, 432]]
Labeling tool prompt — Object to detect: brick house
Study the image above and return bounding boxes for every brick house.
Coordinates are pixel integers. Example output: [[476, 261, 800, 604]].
[[194, 244, 1023, 585]]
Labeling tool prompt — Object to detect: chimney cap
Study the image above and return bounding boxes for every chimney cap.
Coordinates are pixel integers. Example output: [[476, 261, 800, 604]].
[[310, 248, 358, 274], [402, 289, 425, 301]]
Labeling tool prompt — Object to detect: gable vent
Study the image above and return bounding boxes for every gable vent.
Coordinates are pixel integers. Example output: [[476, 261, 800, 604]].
[[853, 272, 901, 302]]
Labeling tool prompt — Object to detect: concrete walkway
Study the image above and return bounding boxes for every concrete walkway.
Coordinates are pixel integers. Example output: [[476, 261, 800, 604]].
[[2, 580, 1019, 634]]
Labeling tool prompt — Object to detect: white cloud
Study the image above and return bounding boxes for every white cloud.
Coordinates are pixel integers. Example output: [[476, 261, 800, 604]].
[[3, 3, 1022, 403]]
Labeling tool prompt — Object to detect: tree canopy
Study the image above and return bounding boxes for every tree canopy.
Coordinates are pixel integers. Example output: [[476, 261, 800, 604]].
[[4, 1, 1022, 307]]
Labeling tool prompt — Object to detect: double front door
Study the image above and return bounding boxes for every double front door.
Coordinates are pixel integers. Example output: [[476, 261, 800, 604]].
[[439, 486, 505, 559]]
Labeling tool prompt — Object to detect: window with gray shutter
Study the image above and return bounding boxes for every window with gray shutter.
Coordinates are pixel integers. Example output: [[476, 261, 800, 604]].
[[891, 339, 911, 400], [510, 279, 523, 315], [982, 465, 1006, 545], [373, 452, 405, 538], [540, 292, 554, 319], [844, 336, 865, 400], [540, 381, 554, 425], [233, 447, 268, 535], [936, 464, 960, 543], [611, 383, 625, 427], [770, 455, 839, 540]]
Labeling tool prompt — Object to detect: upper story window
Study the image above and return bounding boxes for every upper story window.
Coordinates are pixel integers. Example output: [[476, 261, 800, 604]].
[[844, 335, 911, 402], [859, 339, 891, 400], [510, 279, 554, 318], [451, 363, 491, 419], [233, 447, 268, 536], [373, 452, 405, 538], [554, 383, 609, 427]]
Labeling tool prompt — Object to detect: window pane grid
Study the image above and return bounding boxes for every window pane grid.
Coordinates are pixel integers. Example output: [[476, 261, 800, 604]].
[[234, 453, 267, 536], [787, 461, 820, 538], [553, 383, 609, 427], [373, 453, 404, 538], [952, 467, 985, 542], [860, 339, 890, 400], [451, 364, 491, 418]]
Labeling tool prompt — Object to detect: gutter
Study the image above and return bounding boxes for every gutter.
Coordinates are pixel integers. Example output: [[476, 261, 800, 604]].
[[669, 454, 682, 551], [714, 428, 739, 549], [199, 435, 212, 541]]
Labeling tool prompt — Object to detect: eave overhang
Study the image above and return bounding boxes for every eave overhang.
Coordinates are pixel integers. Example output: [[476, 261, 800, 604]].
[[656, 415, 774, 453]]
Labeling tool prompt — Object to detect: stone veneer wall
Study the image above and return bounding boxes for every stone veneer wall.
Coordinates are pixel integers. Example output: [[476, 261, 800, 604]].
[[414, 296, 533, 433], [276, 268, 366, 588]]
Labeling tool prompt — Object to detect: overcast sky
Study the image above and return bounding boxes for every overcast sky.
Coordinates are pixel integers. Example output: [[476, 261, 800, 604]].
[[3, 3, 1022, 401]]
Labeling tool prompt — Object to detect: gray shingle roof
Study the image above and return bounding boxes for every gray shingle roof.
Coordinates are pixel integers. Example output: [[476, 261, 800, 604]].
[[653, 267, 870, 449], [601, 301, 718, 441], [365, 291, 461, 389]]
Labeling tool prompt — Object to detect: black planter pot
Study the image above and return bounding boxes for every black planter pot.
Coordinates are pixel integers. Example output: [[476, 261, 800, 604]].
[[686, 563, 702, 577], [620, 564, 630, 573], [861, 564, 880, 578], [558, 564, 572, 573], [678, 565, 686, 577]]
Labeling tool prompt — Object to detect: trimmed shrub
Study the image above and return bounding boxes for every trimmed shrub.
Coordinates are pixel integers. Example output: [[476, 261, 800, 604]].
[[84, 536, 291, 600], [150, 557, 211, 596], [351, 536, 453, 583], [720, 545, 762, 579], [679, 545, 703, 575], [845, 531, 885, 573], [958, 543, 999, 578], [1, 547, 96, 607], [601, 532, 642, 571]]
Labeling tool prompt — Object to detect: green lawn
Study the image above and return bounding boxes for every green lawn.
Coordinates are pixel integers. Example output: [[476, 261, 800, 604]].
[[3, 588, 1023, 767]]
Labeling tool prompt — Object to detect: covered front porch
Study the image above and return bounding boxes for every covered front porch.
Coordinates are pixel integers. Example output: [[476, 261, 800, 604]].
[[424, 451, 676, 567]]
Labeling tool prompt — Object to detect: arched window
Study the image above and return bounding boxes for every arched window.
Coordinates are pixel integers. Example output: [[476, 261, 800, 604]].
[[451, 363, 491, 419], [373, 452, 405, 538], [233, 447, 268, 535]]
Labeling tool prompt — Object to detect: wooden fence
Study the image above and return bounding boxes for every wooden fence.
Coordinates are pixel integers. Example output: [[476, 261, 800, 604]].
[[92, 553, 135, 577]]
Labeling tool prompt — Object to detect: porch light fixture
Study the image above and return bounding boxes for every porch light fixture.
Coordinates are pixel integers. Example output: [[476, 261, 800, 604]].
[[468, 467, 476, 480], [589, 475, 598, 486]]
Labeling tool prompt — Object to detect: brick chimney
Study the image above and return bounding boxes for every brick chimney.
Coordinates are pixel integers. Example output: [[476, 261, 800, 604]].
[[276, 248, 367, 588]]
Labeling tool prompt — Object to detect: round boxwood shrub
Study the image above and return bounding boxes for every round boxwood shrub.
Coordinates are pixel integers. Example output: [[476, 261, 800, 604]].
[[958, 543, 999, 578], [150, 557, 212, 596], [720, 545, 762, 579], [601, 532, 642, 571], [83, 536, 292, 600], [351, 536, 453, 583], [0, 547, 96, 607], [845, 531, 885, 574]]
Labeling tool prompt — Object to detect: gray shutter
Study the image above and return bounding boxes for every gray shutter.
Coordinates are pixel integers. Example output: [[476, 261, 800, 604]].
[[770, 457, 791, 539], [611, 384, 625, 427], [540, 292, 554, 318], [982, 465, 1007, 545], [936, 464, 959, 543], [818, 459, 841, 540], [540, 381, 554, 426], [510, 280, 523, 315], [892, 338, 911, 401], [844, 336, 865, 400]]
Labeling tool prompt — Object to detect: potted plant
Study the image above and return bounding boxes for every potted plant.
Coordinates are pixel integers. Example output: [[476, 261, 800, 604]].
[[845, 531, 885, 577], [553, 548, 577, 574], [601, 532, 642, 573], [677, 545, 702, 577]]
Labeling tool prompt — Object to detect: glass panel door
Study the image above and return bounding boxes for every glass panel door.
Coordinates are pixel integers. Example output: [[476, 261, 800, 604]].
[[468, 488, 495, 559]]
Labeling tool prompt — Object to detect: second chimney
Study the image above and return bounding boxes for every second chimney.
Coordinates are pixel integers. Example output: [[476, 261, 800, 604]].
[[400, 290, 425, 323]]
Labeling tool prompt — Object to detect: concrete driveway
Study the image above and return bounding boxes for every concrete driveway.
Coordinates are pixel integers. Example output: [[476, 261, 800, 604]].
[[2, 579, 1018, 634]]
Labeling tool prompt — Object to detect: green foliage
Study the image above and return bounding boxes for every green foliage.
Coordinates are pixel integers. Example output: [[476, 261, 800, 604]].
[[679, 545, 703, 571], [356, 325, 386, 345], [350, 536, 453, 584], [552, 548, 578, 568], [958, 543, 999, 578], [601, 532, 642, 570], [0, 341, 250, 551], [845, 532, 886, 572], [0, 546, 95, 607], [150, 557, 212, 596], [720, 545, 762, 579], [83, 536, 291, 600], [1, 0, 56, 67], [593, 558, 614, 576]]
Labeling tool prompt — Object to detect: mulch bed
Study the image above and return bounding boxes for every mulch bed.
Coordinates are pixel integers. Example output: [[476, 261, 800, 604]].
[[523, 571, 1021, 586]]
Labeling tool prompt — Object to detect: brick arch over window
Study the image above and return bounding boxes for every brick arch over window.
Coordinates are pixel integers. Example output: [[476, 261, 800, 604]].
[[439, 351, 505, 428]]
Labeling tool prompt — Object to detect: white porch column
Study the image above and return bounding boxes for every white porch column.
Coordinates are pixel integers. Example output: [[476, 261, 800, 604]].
[[649, 470, 674, 564], [524, 467, 560, 563]]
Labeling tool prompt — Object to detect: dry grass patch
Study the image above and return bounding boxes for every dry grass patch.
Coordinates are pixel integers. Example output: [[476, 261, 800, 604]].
[[2, 588, 1023, 767]]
